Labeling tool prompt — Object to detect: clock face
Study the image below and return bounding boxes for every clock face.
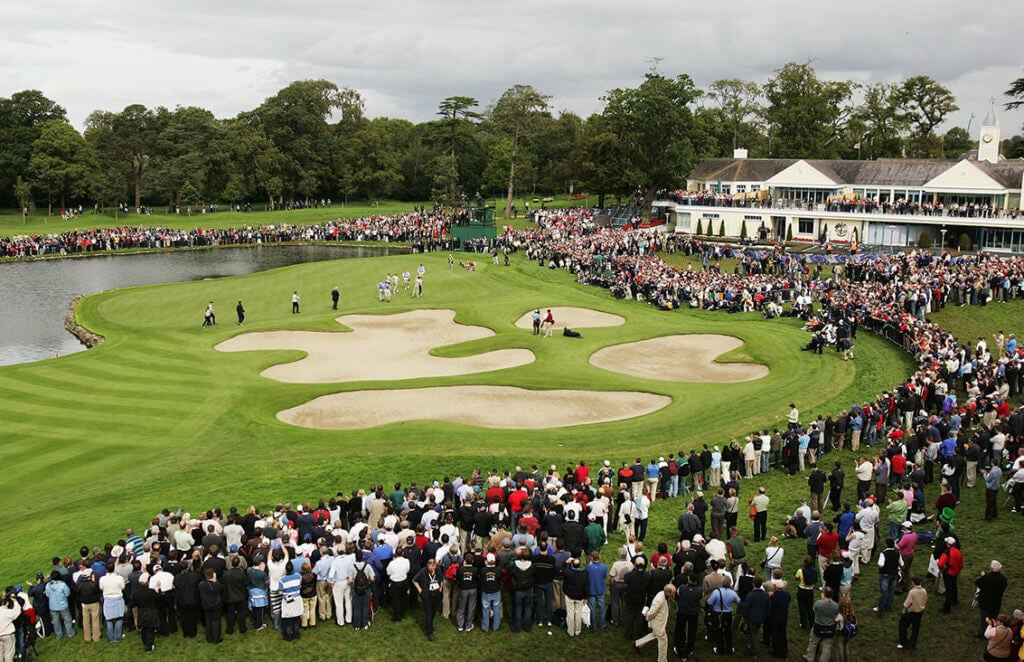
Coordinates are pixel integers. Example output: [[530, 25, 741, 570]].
[[983, 133, 993, 143]]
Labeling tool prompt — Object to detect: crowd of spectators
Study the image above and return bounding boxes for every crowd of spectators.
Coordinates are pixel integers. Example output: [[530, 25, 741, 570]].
[[2, 206, 1024, 660], [654, 188, 1020, 219], [0, 211, 456, 259]]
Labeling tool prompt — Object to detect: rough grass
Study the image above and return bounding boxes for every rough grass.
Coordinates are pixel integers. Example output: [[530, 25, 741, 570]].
[[3, 249, 1015, 662]]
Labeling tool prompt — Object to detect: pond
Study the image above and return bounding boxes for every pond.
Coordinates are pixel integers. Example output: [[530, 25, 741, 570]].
[[0, 244, 397, 366]]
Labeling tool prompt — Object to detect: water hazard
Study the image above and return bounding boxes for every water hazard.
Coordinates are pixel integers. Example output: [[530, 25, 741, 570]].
[[0, 244, 395, 366]]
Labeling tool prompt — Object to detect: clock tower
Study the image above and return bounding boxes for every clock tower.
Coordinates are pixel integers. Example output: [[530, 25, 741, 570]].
[[978, 98, 1001, 164]]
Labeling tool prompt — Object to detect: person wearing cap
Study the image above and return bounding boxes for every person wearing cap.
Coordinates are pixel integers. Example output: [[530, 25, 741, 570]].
[[937, 536, 958, 614], [584, 513, 606, 555]]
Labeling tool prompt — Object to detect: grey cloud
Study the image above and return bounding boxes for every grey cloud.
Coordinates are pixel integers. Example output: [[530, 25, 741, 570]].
[[1, 0, 1021, 132]]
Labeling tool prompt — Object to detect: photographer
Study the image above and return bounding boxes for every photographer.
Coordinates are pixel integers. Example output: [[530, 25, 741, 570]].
[[0, 587, 23, 662]]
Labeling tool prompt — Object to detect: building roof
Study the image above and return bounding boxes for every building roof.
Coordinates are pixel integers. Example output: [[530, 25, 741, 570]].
[[687, 158, 797, 183], [688, 157, 1024, 190], [978, 161, 1024, 188]]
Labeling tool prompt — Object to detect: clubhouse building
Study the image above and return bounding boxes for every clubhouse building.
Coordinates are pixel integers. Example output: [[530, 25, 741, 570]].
[[654, 106, 1024, 252]]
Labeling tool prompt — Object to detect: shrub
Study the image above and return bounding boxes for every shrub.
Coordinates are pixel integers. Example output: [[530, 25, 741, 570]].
[[959, 232, 972, 251], [918, 232, 932, 248], [695, 219, 703, 236], [718, 220, 725, 237]]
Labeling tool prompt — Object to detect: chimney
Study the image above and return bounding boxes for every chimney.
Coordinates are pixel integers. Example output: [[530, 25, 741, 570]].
[[733, 148, 748, 159]]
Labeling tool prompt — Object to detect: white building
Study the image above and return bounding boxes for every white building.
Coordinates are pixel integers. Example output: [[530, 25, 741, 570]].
[[655, 105, 1024, 252]]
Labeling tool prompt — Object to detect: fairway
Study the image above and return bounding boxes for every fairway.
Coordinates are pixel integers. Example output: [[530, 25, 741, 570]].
[[0, 247, 984, 662]]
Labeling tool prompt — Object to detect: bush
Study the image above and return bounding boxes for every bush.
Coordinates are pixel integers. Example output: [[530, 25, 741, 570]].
[[786, 224, 793, 241], [918, 231, 933, 248], [718, 220, 725, 237], [740, 222, 748, 239], [695, 219, 703, 236], [959, 232, 973, 251]]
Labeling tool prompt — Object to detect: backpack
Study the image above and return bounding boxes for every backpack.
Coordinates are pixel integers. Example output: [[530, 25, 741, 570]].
[[353, 563, 370, 596], [843, 617, 858, 639], [445, 562, 460, 581]]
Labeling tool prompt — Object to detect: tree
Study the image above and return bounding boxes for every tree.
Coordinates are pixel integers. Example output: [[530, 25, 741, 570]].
[[85, 104, 156, 208], [430, 153, 460, 208], [851, 82, 908, 159], [942, 126, 973, 159], [762, 62, 854, 158], [577, 114, 630, 208], [0, 90, 66, 207], [1006, 71, 1024, 112], [1004, 134, 1024, 159], [705, 79, 763, 154], [145, 106, 223, 206], [179, 180, 200, 208], [256, 80, 362, 203], [436, 96, 481, 158], [487, 84, 551, 218], [600, 73, 708, 202], [718, 220, 725, 237], [897, 76, 958, 157], [14, 176, 32, 218], [27, 119, 97, 213], [345, 117, 410, 201], [222, 113, 286, 206], [695, 219, 703, 236]]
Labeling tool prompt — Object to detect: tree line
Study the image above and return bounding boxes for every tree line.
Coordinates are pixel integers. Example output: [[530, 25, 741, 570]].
[[4, 62, 1024, 217]]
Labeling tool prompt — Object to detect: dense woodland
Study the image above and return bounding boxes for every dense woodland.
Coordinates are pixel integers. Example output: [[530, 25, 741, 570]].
[[3, 62, 1024, 216]]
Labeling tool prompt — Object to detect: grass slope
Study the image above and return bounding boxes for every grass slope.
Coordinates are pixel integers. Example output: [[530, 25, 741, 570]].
[[5, 249, 1014, 662]]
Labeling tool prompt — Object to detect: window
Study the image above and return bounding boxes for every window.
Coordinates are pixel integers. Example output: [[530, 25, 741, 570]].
[[797, 218, 814, 235], [736, 185, 746, 193], [744, 215, 762, 221]]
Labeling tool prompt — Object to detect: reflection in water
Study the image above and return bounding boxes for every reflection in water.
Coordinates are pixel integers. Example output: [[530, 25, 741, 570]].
[[0, 245, 394, 366]]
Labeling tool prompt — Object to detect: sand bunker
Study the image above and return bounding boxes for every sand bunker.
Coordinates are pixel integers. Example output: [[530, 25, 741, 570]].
[[277, 385, 671, 430], [215, 309, 534, 383], [590, 335, 768, 383], [514, 307, 625, 330]]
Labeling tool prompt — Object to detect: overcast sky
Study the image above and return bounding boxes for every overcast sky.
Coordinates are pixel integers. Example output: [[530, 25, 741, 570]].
[[3, 0, 1022, 138]]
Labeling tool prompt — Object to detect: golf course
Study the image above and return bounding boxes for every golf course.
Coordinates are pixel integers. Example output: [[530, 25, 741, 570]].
[[1, 232, 1021, 661]]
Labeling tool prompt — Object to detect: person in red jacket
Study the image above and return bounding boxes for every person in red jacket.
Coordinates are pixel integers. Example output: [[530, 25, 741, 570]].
[[890, 452, 907, 489], [937, 537, 963, 613]]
